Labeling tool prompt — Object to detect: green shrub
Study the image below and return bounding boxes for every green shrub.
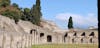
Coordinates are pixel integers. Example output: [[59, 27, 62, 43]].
[[1, 9, 21, 24]]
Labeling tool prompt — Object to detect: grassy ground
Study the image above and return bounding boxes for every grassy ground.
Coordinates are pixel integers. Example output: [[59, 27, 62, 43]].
[[32, 44, 98, 48]]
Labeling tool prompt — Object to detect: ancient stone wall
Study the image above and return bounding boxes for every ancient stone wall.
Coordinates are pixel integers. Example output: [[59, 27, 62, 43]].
[[0, 15, 98, 48]]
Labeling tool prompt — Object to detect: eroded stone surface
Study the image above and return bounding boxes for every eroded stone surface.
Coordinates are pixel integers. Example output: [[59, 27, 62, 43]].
[[0, 15, 98, 48]]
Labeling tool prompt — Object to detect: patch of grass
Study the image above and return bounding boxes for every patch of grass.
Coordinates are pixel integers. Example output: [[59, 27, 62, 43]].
[[31, 44, 98, 48]]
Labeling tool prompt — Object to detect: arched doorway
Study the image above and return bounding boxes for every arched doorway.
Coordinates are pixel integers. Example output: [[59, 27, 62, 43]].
[[81, 32, 85, 36], [73, 32, 77, 36], [89, 32, 94, 36], [30, 29, 36, 34], [64, 33, 68, 42], [47, 35, 52, 42], [40, 33, 44, 37]]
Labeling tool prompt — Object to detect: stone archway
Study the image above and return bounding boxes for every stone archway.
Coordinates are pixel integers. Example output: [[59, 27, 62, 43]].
[[47, 35, 52, 42], [30, 29, 38, 44], [40, 33, 44, 37], [73, 32, 77, 36], [64, 33, 68, 42], [89, 32, 94, 36], [30, 29, 36, 34], [81, 32, 85, 36], [39, 33, 44, 43]]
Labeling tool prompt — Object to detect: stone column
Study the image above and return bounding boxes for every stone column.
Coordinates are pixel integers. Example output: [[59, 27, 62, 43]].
[[29, 35, 32, 48], [24, 35, 27, 48], [16, 41, 19, 48], [36, 32, 38, 44], [92, 36, 98, 44], [2, 34, 6, 48], [28, 35, 31, 48], [68, 36, 71, 44], [33, 29, 36, 48], [10, 35, 13, 48]]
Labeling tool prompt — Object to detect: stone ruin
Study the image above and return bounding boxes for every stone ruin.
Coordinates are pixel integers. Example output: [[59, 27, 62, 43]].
[[0, 15, 98, 48]]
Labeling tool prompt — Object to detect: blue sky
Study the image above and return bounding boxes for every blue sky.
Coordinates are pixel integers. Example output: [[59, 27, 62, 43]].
[[11, 0, 98, 29]]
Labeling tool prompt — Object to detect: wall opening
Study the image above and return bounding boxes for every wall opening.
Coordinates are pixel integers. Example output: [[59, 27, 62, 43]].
[[30, 29, 36, 34], [40, 33, 44, 37], [81, 38, 83, 43], [81, 32, 85, 36], [64, 33, 68, 37], [64, 33, 68, 42], [89, 32, 94, 36], [47, 35, 52, 42], [30, 30, 33, 34], [73, 32, 77, 36], [72, 38, 74, 43], [90, 38, 92, 43]]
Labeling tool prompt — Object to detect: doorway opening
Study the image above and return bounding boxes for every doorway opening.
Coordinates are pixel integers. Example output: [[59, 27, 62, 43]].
[[47, 35, 52, 42], [40, 33, 44, 37], [64, 33, 68, 42], [81, 32, 85, 36], [89, 32, 94, 36], [90, 38, 92, 43]]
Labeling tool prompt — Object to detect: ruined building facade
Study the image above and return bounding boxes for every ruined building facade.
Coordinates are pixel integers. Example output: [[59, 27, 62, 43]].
[[0, 15, 98, 48]]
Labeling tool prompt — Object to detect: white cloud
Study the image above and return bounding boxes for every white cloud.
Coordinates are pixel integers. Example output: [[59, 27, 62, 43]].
[[55, 13, 98, 28]]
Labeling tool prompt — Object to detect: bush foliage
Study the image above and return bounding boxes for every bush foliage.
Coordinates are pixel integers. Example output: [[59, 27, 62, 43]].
[[0, 0, 42, 25]]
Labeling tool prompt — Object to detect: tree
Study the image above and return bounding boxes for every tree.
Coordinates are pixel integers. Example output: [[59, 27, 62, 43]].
[[21, 8, 32, 21], [0, 0, 23, 24], [0, 0, 11, 7], [12, 3, 22, 10], [12, 3, 18, 8], [1, 7, 22, 24], [30, 0, 42, 26], [68, 16, 73, 29], [0, 0, 43, 25]]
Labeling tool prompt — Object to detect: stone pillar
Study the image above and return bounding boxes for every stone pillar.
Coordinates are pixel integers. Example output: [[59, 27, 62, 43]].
[[24, 35, 27, 48], [16, 41, 19, 48], [92, 36, 98, 44], [25, 35, 28, 48], [10, 35, 13, 48], [34, 31, 36, 45], [74, 36, 80, 44], [37, 32, 39, 44], [36, 32, 38, 44], [31, 35, 32, 48], [83, 36, 89, 44], [29, 35, 31, 48], [2, 34, 6, 48], [68, 36, 71, 44]]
